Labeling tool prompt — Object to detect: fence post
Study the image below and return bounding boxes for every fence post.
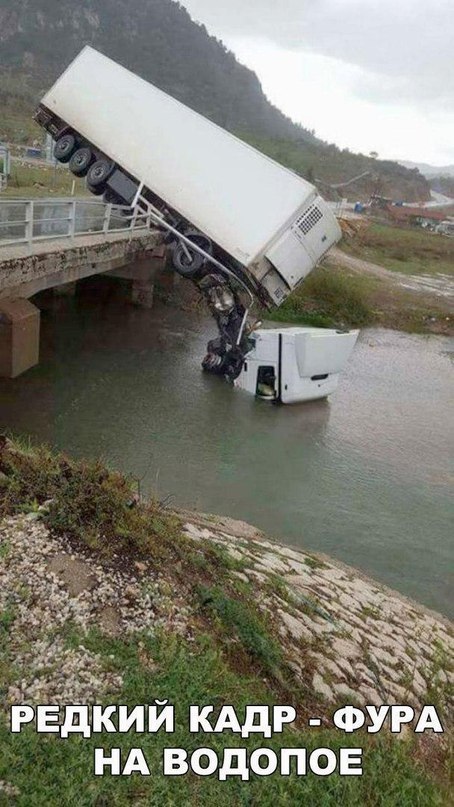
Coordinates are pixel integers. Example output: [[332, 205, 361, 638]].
[[129, 207, 138, 241], [69, 200, 76, 240], [103, 204, 111, 234], [25, 201, 34, 247]]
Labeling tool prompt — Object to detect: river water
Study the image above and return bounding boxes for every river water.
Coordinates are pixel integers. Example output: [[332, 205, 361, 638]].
[[1, 281, 453, 617]]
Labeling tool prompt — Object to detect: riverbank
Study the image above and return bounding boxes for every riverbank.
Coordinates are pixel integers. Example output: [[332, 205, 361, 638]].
[[340, 222, 454, 279], [269, 259, 453, 336], [268, 222, 453, 336], [0, 438, 452, 803]]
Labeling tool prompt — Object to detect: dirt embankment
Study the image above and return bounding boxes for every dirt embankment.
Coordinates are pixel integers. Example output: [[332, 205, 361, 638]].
[[330, 247, 454, 305]]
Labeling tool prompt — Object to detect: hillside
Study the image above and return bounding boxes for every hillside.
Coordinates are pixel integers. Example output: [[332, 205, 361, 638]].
[[400, 160, 454, 179], [429, 175, 454, 198], [246, 136, 430, 204], [0, 0, 429, 202]]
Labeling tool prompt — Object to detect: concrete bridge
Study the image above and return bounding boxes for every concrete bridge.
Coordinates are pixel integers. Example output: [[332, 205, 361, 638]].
[[0, 198, 165, 378]]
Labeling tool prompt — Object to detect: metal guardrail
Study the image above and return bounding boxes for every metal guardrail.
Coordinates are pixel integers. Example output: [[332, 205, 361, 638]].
[[0, 198, 151, 248]]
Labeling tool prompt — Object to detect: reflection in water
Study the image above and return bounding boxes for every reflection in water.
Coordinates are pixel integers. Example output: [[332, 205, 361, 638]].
[[1, 281, 453, 617]]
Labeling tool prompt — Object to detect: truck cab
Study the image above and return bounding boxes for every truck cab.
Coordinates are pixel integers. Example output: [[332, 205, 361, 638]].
[[235, 327, 359, 403]]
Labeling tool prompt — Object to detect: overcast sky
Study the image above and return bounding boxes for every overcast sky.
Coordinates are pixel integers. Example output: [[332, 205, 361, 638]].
[[180, 0, 453, 166]]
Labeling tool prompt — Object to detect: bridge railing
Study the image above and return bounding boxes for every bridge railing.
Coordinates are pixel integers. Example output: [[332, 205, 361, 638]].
[[0, 198, 151, 248]]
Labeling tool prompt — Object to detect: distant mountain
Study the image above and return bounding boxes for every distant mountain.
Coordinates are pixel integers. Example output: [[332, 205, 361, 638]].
[[0, 0, 316, 142], [428, 175, 454, 199], [0, 0, 430, 202], [399, 161, 454, 178]]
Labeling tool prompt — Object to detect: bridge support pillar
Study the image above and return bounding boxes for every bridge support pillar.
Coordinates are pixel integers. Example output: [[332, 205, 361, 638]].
[[131, 277, 155, 308], [130, 245, 167, 308], [54, 280, 78, 297], [0, 298, 40, 379], [108, 247, 167, 309]]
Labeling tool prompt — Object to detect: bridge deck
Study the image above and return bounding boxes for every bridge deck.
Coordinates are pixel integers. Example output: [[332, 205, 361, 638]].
[[0, 228, 155, 262], [0, 229, 162, 299]]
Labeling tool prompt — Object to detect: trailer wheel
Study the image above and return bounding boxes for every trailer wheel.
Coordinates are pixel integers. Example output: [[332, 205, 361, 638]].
[[86, 159, 114, 190], [68, 147, 94, 177], [54, 133, 76, 163], [172, 231, 213, 278]]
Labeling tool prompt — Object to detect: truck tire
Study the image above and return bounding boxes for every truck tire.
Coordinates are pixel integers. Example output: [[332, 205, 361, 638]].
[[54, 133, 76, 163], [86, 159, 114, 190], [172, 231, 212, 278], [68, 147, 94, 177]]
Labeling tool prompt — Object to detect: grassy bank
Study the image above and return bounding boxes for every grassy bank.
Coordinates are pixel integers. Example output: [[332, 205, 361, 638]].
[[1, 632, 444, 806], [1, 162, 87, 198], [340, 223, 454, 277], [268, 262, 453, 335], [0, 103, 43, 145], [0, 438, 451, 805]]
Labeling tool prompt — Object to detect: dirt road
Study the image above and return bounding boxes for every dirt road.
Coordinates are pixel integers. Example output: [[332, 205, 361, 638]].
[[329, 246, 454, 303]]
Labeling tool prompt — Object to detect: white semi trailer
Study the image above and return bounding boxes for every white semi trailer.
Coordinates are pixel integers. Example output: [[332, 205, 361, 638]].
[[34, 46, 358, 402]]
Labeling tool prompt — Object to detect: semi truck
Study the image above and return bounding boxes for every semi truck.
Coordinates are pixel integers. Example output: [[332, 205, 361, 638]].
[[34, 46, 358, 402]]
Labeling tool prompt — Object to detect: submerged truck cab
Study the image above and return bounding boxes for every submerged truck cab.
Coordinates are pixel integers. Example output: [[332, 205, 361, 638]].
[[235, 328, 359, 403]]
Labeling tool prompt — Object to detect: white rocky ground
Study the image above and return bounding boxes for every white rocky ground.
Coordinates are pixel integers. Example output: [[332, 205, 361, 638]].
[[0, 515, 190, 705], [182, 512, 454, 710], [0, 512, 452, 713]]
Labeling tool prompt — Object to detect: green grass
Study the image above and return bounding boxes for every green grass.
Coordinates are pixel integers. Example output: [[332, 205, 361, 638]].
[[0, 538, 10, 559], [1, 162, 87, 198], [0, 631, 447, 806], [425, 640, 454, 717], [197, 585, 282, 675], [267, 263, 452, 335], [0, 438, 284, 683], [304, 555, 328, 571], [0, 101, 43, 145], [341, 224, 454, 277], [0, 440, 183, 562], [268, 266, 376, 329]]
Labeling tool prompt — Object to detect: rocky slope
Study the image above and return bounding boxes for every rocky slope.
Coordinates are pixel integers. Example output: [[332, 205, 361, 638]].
[[1, 511, 452, 712]]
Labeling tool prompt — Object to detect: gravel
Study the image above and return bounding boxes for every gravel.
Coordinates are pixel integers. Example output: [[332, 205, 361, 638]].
[[0, 515, 190, 705]]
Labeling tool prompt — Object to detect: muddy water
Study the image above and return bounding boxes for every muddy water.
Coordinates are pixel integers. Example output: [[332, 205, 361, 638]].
[[1, 284, 453, 617]]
